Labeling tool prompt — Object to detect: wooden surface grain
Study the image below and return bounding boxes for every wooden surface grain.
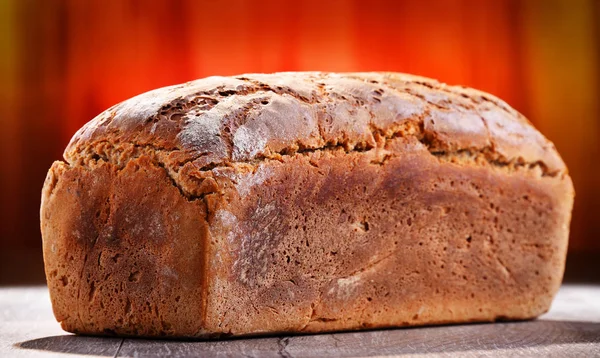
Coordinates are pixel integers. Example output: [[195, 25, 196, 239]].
[[1, 284, 599, 357]]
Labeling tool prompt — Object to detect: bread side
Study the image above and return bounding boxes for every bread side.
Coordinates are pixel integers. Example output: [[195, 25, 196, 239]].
[[41, 72, 574, 337], [202, 137, 572, 335], [41, 157, 209, 336]]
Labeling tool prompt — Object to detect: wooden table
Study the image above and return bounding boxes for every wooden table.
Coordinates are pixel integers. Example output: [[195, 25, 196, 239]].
[[1, 284, 599, 357]]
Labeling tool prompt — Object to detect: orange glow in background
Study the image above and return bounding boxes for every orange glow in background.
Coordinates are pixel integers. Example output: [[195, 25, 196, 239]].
[[1, 0, 598, 283]]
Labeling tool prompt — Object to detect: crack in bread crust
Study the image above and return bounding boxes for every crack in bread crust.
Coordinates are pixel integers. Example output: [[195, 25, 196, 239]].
[[64, 117, 563, 205]]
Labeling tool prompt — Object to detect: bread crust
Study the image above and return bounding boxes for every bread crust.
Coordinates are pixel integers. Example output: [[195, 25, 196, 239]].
[[41, 72, 574, 337]]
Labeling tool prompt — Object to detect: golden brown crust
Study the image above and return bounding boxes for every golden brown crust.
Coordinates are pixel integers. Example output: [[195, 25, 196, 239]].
[[64, 72, 565, 180], [204, 139, 572, 335], [42, 157, 209, 337], [41, 72, 574, 338]]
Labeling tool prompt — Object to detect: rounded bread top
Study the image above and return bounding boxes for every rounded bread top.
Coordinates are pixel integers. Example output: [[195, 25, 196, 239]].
[[64, 72, 566, 176]]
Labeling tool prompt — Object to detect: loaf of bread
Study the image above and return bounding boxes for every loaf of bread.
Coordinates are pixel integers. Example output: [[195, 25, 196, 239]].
[[41, 72, 574, 338]]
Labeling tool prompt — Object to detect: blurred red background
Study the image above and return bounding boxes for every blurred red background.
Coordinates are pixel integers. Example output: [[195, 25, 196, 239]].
[[1, 0, 598, 284]]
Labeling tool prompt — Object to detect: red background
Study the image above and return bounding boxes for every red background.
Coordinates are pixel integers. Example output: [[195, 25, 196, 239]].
[[1, 0, 599, 283]]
